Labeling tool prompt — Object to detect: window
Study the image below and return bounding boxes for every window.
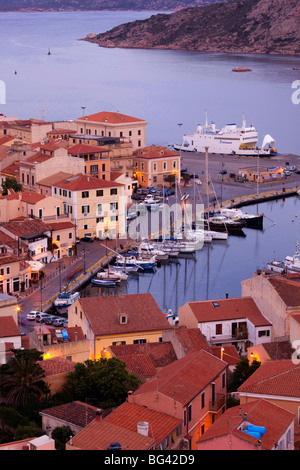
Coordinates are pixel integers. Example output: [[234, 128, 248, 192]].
[[133, 339, 146, 344], [96, 189, 103, 197], [138, 130, 141, 135], [258, 330, 270, 337], [222, 372, 226, 389], [68, 232, 72, 239], [201, 392, 205, 409], [97, 204, 103, 215], [153, 163, 157, 171], [110, 188, 117, 196], [82, 205, 90, 214], [82, 191, 89, 198], [173, 160, 177, 169], [57, 235, 60, 241], [63, 190, 67, 197], [216, 324, 222, 335], [163, 162, 167, 170]]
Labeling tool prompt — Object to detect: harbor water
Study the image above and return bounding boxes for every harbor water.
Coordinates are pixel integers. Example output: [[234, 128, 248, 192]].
[[81, 195, 300, 312]]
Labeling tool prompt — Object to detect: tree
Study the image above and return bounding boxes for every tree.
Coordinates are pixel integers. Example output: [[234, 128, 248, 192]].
[[63, 357, 142, 409], [227, 358, 261, 393], [1, 176, 22, 195], [182, 173, 191, 186], [51, 426, 74, 450], [0, 349, 49, 414], [164, 174, 175, 188]]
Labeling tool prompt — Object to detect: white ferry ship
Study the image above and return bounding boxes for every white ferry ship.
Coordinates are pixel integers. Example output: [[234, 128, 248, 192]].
[[174, 114, 277, 157]]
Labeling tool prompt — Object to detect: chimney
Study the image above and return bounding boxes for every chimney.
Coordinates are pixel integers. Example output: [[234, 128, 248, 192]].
[[95, 409, 103, 421], [137, 422, 149, 437]]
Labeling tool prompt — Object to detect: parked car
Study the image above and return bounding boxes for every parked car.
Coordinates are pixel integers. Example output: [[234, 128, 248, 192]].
[[26, 310, 42, 321], [80, 235, 93, 243], [219, 169, 227, 175], [287, 165, 297, 171], [44, 315, 59, 325], [163, 188, 175, 196], [35, 313, 50, 323], [52, 317, 66, 327], [283, 170, 291, 176]]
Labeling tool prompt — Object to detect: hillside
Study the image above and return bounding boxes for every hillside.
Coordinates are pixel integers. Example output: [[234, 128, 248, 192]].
[[83, 0, 300, 56], [0, 0, 225, 12]]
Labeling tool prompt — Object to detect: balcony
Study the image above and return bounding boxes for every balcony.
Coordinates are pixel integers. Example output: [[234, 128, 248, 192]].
[[209, 394, 226, 413]]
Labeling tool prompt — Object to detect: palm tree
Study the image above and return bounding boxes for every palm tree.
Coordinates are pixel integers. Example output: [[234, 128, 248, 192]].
[[0, 352, 49, 409]]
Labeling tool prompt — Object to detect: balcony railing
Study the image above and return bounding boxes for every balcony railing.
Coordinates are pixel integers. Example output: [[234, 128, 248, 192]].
[[210, 329, 248, 344], [209, 394, 226, 413]]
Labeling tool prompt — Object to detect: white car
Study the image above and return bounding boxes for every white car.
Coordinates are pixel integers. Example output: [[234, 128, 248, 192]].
[[35, 313, 50, 323], [26, 311, 42, 321]]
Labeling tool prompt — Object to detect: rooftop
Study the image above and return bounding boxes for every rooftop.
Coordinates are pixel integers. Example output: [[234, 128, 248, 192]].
[[132, 350, 227, 405], [77, 293, 171, 336], [238, 359, 300, 398], [182, 297, 271, 326], [76, 111, 147, 125]]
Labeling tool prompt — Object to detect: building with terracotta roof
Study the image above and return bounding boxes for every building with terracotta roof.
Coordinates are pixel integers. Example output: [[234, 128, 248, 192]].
[[40, 401, 100, 439], [51, 173, 126, 239], [19, 147, 84, 192], [128, 349, 228, 450], [66, 411, 156, 450], [68, 143, 110, 180], [75, 111, 147, 150], [179, 297, 272, 355], [102, 402, 183, 451], [68, 293, 172, 360], [237, 359, 300, 448], [29, 325, 89, 363], [105, 341, 177, 382], [196, 399, 295, 450], [0, 218, 52, 264], [133, 145, 181, 188], [242, 270, 300, 339], [247, 340, 295, 366], [36, 171, 73, 197]]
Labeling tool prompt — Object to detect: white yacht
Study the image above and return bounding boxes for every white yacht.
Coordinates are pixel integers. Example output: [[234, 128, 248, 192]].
[[174, 113, 277, 156]]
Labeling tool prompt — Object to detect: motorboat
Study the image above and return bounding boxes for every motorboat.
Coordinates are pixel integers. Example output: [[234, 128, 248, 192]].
[[115, 254, 156, 270], [202, 214, 246, 235], [173, 113, 277, 157], [91, 277, 120, 287], [219, 207, 263, 230], [53, 291, 80, 308], [267, 243, 300, 274], [97, 268, 128, 281]]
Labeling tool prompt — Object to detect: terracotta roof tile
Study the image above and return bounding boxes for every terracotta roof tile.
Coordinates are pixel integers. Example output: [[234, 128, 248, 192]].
[[133, 350, 227, 405], [55, 173, 122, 191], [211, 345, 240, 366], [21, 191, 46, 204], [109, 341, 177, 368], [2, 218, 51, 237], [105, 402, 182, 446], [183, 297, 271, 326], [174, 326, 212, 354], [134, 145, 179, 159], [197, 399, 295, 450], [0, 316, 20, 338], [238, 359, 300, 398], [70, 419, 156, 450], [77, 294, 171, 336], [118, 354, 157, 382], [267, 275, 300, 307], [41, 401, 99, 429], [77, 111, 146, 124]]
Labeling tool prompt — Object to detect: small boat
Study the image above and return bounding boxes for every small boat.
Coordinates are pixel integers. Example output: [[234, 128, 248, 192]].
[[267, 243, 300, 274], [115, 254, 156, 270], [97, 268, 128, 281], [91, 277, 119, 287], [54, 291, 80, 308], [219, 207, 263, 230], [203, 215, 246, 235], [111, 264, 139, 274]]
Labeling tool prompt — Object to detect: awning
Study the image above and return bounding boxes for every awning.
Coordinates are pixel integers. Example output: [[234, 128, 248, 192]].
[[28, 260, 45, 273]]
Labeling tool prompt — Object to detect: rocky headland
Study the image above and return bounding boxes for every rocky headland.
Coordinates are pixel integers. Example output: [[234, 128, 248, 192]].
[[83, 0, 300, 56]]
